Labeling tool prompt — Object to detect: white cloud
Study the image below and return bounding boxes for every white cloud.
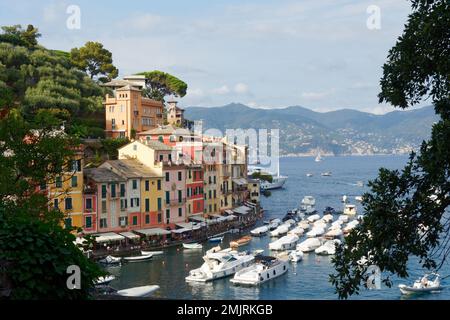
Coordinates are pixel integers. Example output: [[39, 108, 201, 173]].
[[234, 83, 249, 94], [212, 85, 230, 95], [301, 88, 336, 100], [186, 88, 204, 97], [126, 13, 164, 30]]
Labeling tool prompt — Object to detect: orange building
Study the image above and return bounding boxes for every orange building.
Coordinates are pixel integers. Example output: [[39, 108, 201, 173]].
[[103, 80, 164, 139]]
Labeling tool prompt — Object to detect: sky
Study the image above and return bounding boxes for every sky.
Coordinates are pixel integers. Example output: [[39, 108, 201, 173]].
[[0, 0, 424, 114]]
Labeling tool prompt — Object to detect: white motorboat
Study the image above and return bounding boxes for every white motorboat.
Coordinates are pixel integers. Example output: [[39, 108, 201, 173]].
[[288, 226, 305, 236], [116, 285, 160, 297], [283, 219, 296, 227], [342, 195, 348, 203], [307, 214, 320, 223], [141, 250, 164, 256], [322, 214, 334, 223], [306, 226, 325, 237], [355, 196, 363, 202], [399, 274, 442, 295], [252, 249, 265, 256], [99, 255, 122, 265], [343, 204, 357, 215], [315, 239, 341, 255], [306, 173, 314, 177], [324, 228, 343, 239], [288, 250, 304, 263], [270, 224, 289, 237], [315, 153, 322, 162], [313, 220, 327, 229], [321, 172, 332, 177], [297, 238, 322, 253], [338, 215, 349, 223], [331, 220, 344, 228], [300, 196, 316, 214], [208, 236, 224, 243], [298, 220, 310, 230], [343, 220, 359, 234], [206, 245, 222, 255], [123, 254, 153, 262], [95, 275, 116, 285], [251, 161, 288, 191], [251, 226, 269, 236], [183, 243, 203, 250], [186, 251, 255, 282], [269, 234, 299, 251], [230, 256, 288, 286]]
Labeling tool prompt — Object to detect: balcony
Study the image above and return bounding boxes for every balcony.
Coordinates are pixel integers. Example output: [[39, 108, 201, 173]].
[[167, 198, 186, 206]]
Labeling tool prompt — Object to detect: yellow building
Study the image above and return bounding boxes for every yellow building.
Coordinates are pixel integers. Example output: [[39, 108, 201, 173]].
[[48, 147, 84, 229], [140, 173, 164, 228], [247, 179, 260, 204]]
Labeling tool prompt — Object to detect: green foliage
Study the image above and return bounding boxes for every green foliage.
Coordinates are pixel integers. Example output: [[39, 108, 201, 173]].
[[0, 111, 103, 299], [331, 0, 450, 299], [70, 41, 118, 82], [137, 70, 187, 102], [251, 171, 273, 183], [0, 24, 40, 49], [101, 137, 130, 160]]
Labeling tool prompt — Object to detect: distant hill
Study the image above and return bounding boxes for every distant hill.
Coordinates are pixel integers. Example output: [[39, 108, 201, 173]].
[[184, 103, 438, 156]]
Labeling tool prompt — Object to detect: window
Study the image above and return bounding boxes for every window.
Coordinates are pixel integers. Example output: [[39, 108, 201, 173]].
[[188, 204, 191, 214], [145, 180, 149, 191], [101, 200, 107, 214], [119, 216, 127, 227], [178, 171, 182, 181], [40, 182, 46, 191], [159, 154, 163, 162], [101, 185, 107, 198], [120, 183, 126, 197], [65, 198, 73, 210], [169, 135, 176, 142], [85, 216, 92, 228], [157, 198, 162, 210], [157, 212, 162, 223], [55, 176, 62, 188], [209, 204, 212, 212], [165, 191, 170, 204], [130, 198, 134, 207], [111, 184, 116, 197], [178, 190, 182, 203], [214, 204, 217, 212], [209, 176, 212, 184], [54, 199, 59, 209], [100, 218, 107, 228], [158, 136, 163, 142], [157, 180, 161, 190], [166, 209, 170, 219], [132, 216, 138, 226], [178, 207, 182, 217], [213, 190, 216, 198], [213, 176, 216, 184], [64, 218, 72, 229], [168, 154, 172, 162], [120, 199, 127, 210], [132, 180, 138, 190], [145, 198, 150, 212], [145, 214, 150, 224], [209, 190, 212, 199], [165, 172, 170, 182], [135, 198, 140, 207], [85, 198, 92, 210], [189, 170, 192, 179]]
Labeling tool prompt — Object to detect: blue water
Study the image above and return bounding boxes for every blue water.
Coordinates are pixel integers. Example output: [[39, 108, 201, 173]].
[[109, 155, 450, 300]]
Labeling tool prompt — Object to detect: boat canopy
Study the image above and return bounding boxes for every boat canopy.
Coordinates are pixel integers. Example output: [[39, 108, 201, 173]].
[[175, 222, 202, 230], [119, 232, 140, 240], [225, 209, 234, 215], [135, 228, 171, 236], [172, 228, 191, 234], [94, 232, 125, 243]]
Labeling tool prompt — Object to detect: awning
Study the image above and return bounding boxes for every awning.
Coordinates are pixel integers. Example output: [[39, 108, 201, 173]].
[[225, 209, 234, 215], [135, 228, 171, 236], [94, 232, 125, 243], [225, 214, 237, 221], [171, 228, 191, 234], [119, 232, 140, 240], [233, 206, 251, 215], [245, 201, 256, 207], [189, 216, 207, 222], [233, 178, 247, 186], [176, 222, 202, 230]]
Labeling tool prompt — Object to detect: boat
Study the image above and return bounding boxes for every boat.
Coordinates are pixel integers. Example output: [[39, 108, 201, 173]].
[[306, 173, 313, 177], [185, 251, 255, 282], [322, 214, 334, 223], [343, 204, 357, 215], [230, 256, 288, 286], [300, 196, 316, 213], [249, 163, 288, 190], [288, 250, 304, 263], [250, 226, 269, 236], [313, 220, 327, 229], [355, 196, 363, 202], [288, 226, 305, 236], [315, 153, 322, 162], [399, 274, 442, 295], [298, 220, 310, 230], [342, 195, 348, 203], [95, 275, 116, 286], [269, 234, 299, 251], [306, 226, 325, 237], [183, 243, 203, 250], [116, 285, 160, 297], [315, 239, 341, 255], [99, 255, 122, 265], [343, 220, 359, 234], [269, 224, 289, 237], [323, 206, 336, 215], [356, 181, 364, 187], [141, 250, 164, 256], [307, 214, 320, 223], [208, 236, 224, 243], [338, 215, 349, 223], [321, 172, 332, 176], [324, 228, 343, 239], [297, 238, 322, 253], [230, 235, 252, 248], [123, 254, 153, 262]]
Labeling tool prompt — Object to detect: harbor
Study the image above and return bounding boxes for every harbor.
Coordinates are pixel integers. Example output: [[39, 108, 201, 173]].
[[101, 155, 450, 300]]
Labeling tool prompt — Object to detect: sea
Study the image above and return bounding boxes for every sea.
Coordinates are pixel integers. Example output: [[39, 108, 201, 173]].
[[107, 155, 450, 300]]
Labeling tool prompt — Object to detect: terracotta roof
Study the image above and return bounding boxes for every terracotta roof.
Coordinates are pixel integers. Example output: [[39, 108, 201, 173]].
[[84, 167, 125, 183], [116, 84, 141, 92], [143, 140, 173, 151], [101, 159, 162, 178]]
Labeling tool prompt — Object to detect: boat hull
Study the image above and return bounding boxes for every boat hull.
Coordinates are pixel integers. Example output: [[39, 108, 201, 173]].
[[260, 176, 288, 190]]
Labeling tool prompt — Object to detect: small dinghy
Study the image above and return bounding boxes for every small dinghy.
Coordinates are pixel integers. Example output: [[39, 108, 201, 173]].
[[123, 254, 153, 262], [252, 249, 265, 256], [315, 239, 341, 255], [288, 250, 303, 263], [322, 214, 334, 223], [116, 285, 160, 297], [206, 245, 222, 255], [307, 214, 320, 223], [99, 255, 122, 265], [183, 243, 203, 250], [399, 274, 442, 295], [230, 236, 252, 248], [95, 275, 116, 286], [208, 236, 224, 243], [141, 250, 164, 256]]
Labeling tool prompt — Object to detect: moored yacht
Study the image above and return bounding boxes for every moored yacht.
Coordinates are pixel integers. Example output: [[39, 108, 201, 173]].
[[269, 234, 299, 251], [230, 256, 288, 286], [185, 251, 255, 282]]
